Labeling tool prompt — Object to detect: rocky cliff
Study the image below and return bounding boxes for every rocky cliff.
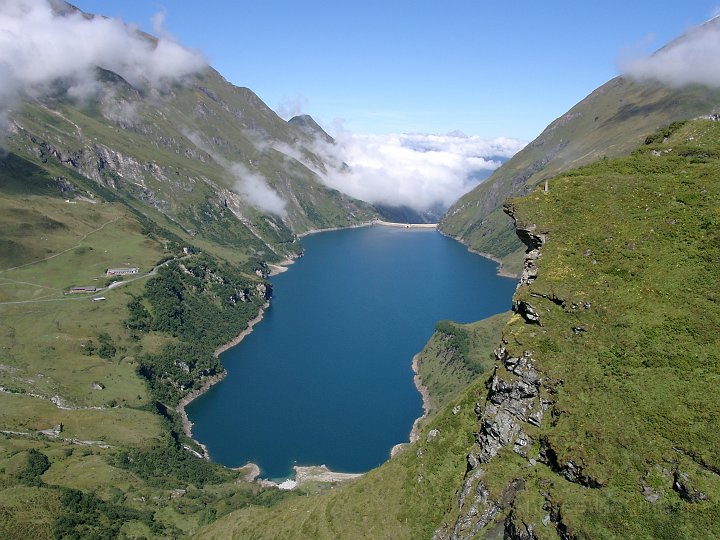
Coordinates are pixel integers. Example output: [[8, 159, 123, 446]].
[[433, 205, 553, 539], [433, 119, 720, 539]]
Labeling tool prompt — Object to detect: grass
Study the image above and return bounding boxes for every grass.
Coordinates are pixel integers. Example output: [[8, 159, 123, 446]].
[[0, 484, 60, 540], [0, 188, 165, 409], [0, 393, 161, 446], [6, 43, 718, 538], [436, 119, 720, 538], [417, 312, 511, 420]]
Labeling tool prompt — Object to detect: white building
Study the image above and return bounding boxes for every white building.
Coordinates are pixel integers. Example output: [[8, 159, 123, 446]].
[[106, 267, 139, 276]]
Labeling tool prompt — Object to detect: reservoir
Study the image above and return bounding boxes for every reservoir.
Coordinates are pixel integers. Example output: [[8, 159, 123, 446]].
[[187, 226, 517, 479]]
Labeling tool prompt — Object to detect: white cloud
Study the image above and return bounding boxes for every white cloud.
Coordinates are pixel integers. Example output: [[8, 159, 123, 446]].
[[276, 94, 308, 120], [620, 17, 720, 87], [229, 162, 288, 217], [183, 130, 287, 217], [309, 130, 525, 212], [0, 0, 207, 131]]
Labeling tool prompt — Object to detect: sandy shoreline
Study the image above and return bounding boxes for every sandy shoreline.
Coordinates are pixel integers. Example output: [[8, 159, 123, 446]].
[[294, 465, 363, 484], [242, 463, 364, 490], [267, 257, 297, 276], [297, 221, 375, 238], [176, 301, 271, 457], [375, 220, 437, 229]]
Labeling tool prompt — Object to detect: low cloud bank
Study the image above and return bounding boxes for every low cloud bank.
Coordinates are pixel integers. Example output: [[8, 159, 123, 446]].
[[310, 131, 525, 212], [0, 0, 206, 131], [620, 17, 720, 88]]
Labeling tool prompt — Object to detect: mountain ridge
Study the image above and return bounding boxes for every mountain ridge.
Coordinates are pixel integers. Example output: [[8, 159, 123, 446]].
[[440, 69, 720, 274]]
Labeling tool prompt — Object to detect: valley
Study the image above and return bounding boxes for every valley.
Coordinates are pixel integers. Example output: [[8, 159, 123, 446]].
[[1, 2, 720, 539]]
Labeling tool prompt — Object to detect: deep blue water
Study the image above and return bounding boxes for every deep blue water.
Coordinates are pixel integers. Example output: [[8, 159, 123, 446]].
[[187, 226, 516, 479]]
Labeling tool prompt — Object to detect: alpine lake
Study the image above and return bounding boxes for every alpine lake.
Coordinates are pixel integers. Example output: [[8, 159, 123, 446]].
[[187, 225, 517, 480]]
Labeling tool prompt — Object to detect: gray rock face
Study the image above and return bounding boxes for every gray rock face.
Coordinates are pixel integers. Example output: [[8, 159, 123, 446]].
[[471, 347, 544, 467], [673, 469, 708, 503], [642, 485, 663, 503], [434, 222, 552, 540], [432, 469, 501, 540], [504, 512, 540, 540], [255, 283, 270, 299]]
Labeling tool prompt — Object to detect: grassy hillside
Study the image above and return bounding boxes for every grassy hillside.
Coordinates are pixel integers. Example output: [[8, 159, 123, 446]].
[[435, 119, 720, 539], [4, 4, 720, 538], [440, 77, 720, 276], [0, 149, 304, 536]]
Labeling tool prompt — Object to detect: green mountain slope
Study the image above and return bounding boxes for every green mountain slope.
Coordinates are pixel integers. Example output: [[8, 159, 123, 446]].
[[440, 77, 720, 275], [435, 118, 720, 539], [6, 65, 376, 261], [4, 4, 720, 538]]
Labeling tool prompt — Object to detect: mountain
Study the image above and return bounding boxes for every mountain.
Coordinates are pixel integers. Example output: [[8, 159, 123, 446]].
[[288, 114, 335, 144], [6, 68, 377, 256], [440, 59, 720, 275], [199, 23, 720, 539], [0, 4, 382, 537], [433, 118, 720, 539], [372, 202, 445, 224]]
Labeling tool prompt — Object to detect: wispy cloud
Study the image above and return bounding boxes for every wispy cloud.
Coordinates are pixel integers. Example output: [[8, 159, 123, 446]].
[[0, 0, 207, 132], [620, 17, 720, 87], [184, 130, 287, 217], [276, 94, 309, 120], [308, 128, 525, 212]]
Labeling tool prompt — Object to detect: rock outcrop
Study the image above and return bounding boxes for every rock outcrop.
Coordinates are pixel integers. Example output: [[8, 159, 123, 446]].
[[434, 204, 554, 540]]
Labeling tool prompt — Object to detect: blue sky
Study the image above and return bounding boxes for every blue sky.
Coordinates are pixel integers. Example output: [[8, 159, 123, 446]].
[[72, 1, 719, 140]]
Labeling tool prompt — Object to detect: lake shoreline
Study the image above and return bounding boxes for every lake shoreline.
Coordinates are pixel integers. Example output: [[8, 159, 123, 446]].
[[251, 464, 364, 490], [468, 248, 518, 279], [409, 353, 431, 442], [391, 353, 431, 458], [436, 229, 518, 279], [184, 222, 513, 474], [176, 302, 270, 457], [177, 222, 439, 462], [268, 257, 296, 276], [298, 219, 438, 239]]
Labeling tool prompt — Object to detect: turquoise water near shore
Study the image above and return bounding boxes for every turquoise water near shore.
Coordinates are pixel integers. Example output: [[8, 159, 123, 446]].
[[187, 226, 517, 479]]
